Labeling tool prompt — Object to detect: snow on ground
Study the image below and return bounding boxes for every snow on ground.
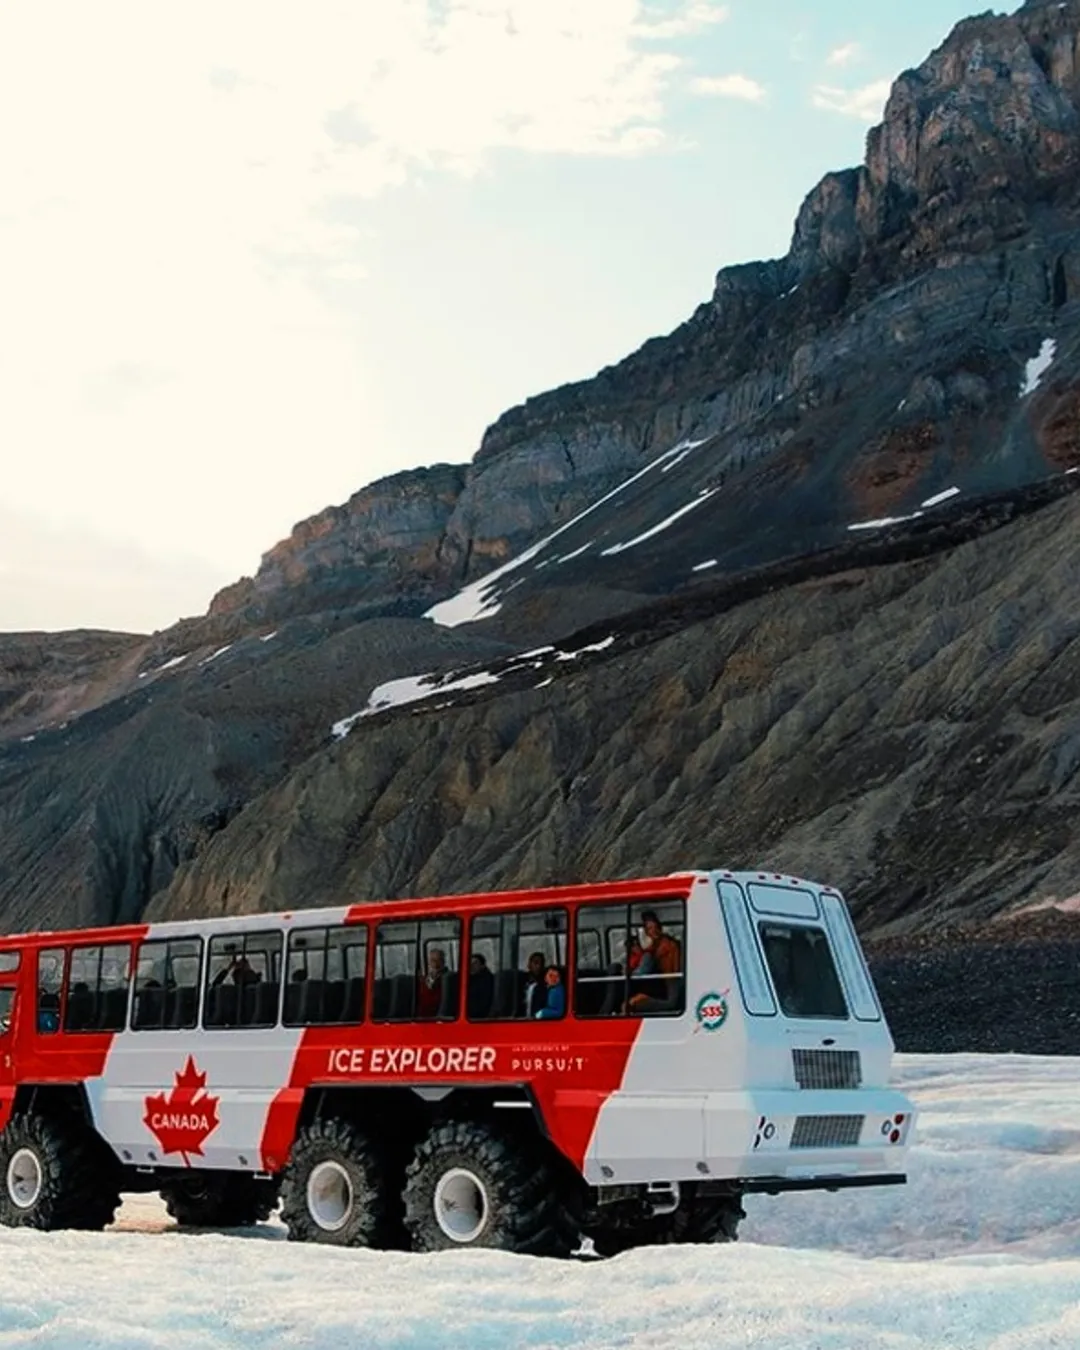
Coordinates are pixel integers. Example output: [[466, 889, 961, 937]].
[[660, 436, 709, 473], [556, 543, 592, 564], [921, 486, 960, 509], [4, 1056, 1080, 1347], [847, 510, 924, 532], [331, 670, 502, 738], [137, 653, 190, 679], [331, 639, 615, 737], [198, 644, 233, 667], [1021, 338, 1056, 396], [424, 441, 699, 628], [600, 489, 717, 557], [554, 637, 614, 661]]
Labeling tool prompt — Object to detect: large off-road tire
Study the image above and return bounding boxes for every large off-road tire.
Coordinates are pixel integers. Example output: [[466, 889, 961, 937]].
[[161, 1173, 278, 1228], [587, 1193, 744, 1257], [278, 1117, 397, 1247], [403, 1119, 579, 1257], [0, 1112, 121, 1231]]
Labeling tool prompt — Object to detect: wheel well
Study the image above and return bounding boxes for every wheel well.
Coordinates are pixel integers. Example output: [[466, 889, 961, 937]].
[[13, 1083, 95, 1132], [294, 1085, 579, 1195]]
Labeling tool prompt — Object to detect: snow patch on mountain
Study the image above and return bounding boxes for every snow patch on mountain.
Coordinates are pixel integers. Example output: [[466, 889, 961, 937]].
[[425, 442, 696, 628], [1021, 338, 1056, 396], [601, 489, 717, 556]]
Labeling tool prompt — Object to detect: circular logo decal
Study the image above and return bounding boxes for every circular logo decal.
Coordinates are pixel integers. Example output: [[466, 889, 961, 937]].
[[695, 991, 729, 1031]]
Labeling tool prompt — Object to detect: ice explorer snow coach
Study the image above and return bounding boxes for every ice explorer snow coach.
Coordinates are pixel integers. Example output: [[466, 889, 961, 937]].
[[0, 870, 913, 1255]]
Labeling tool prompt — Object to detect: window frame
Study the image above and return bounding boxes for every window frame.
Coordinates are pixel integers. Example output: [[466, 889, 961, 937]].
[[573, 898, 687, 1020], [63, 942, 133, 1034], [465, 906, 569, 1023], [36, 947, 66, 1036], [756, 920, 850, 1022], [283, 923, 368, 1028], [130, 936, 205, 1032], [371, 915, 462, 1024], [202, 929, 284, 1030]]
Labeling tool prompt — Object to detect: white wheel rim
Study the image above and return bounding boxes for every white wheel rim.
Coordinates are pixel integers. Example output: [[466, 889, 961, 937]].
[[434, 1167, 489, 1244], [6, 1147, 42, 1210], [306, 1160, 353, 1233]]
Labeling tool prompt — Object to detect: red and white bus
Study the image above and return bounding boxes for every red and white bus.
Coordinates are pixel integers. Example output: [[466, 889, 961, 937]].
[[0, 869, 914, 1256]]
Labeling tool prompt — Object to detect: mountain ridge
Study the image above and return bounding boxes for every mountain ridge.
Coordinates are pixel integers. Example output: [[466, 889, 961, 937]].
[[2, 0, 1080, 948]]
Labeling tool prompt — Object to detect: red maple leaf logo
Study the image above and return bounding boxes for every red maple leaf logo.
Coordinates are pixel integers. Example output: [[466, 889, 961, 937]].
[[143, 1056, 220, 1166]]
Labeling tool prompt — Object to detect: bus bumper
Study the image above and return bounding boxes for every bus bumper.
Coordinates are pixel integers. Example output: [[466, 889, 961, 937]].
[[584, 1086, 915, 1186]]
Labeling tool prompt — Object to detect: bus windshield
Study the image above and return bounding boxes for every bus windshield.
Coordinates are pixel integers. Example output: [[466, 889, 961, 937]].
[[758, 922, 848, 1020]]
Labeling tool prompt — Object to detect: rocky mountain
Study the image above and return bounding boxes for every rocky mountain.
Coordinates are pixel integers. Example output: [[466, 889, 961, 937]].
[[210, 0, 1080, 641], [2, 0, 1080, 1006]]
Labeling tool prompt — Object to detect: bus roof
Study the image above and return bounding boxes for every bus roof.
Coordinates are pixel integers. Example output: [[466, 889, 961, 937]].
[[0, 872, 703, 950]]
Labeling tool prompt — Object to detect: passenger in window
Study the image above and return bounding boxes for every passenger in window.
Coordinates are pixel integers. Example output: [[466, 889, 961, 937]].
[[523, 951, 547, 1018], [628, 933, 657, 977], [466, 953, 494, 1019], [212, 955, 261, 988], [37, 994, 59, 1033], [535, 967, 565, 1020], [417, 948, 448, 1019], [628, 912, 681, 1012]]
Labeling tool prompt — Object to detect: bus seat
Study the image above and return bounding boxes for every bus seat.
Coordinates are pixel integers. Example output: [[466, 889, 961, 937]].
[[491, 969, 518, 1019], [298, 979, 325, 1024], [171, 985, 198, 1028], [134, 987, 164, 1030], [253, 980, 279, 1026], [283, 980, 304, 1024], [343, 976, 365, 1022], [389, 973, 414, 1020], [99, 987, 128, 1030], [64, 986, 94, 1032], [323, 980, 346, 1023], [438, 971, 459, 1019]]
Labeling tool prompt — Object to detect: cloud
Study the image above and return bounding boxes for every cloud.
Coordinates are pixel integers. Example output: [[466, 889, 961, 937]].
[[691, 74, 767, 103], [812, 78, 892, 122], [826, 42, 861, 69], [0, 0, 714, 631], [636, 2, 729, 39]]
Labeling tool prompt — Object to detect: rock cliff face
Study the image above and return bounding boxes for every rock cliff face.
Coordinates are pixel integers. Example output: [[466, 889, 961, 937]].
[[156, 487, 1080, 936], [207, 464, 467, 624], [211, 0, 1080, 632], [2, 0, 1080, 952]]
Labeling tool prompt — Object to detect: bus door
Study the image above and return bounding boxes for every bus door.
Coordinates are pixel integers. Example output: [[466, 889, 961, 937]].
[[0, 950, 23, 1130]]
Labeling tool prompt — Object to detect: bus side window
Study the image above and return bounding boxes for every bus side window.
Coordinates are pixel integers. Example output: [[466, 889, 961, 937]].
[[133, 938, 202, 1031], [573, 900, 686, 1018], [0, 988, 14, 1035], [573, 906, 626, 1017], [626, 901, 686, 1017], [37, 948, 65, 1034], [373, 918, 460, 1023], [203, 931, 282, 1029], [65, 944, 132, 1032], [467, 909, 567, 1021], [284, 926, 367, 1026]]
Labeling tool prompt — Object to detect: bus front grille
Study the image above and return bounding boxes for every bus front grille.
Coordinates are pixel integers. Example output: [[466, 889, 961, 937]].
[[792, 1048, 862, 1090], [790, 1115, 865, 1149]]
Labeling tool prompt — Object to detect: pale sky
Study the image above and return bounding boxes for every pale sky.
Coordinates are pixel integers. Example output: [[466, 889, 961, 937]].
[[0, 0, 982, 634]]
